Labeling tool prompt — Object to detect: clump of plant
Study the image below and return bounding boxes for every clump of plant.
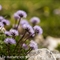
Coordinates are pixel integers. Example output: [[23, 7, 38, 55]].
[[0, 6, 43, 60]]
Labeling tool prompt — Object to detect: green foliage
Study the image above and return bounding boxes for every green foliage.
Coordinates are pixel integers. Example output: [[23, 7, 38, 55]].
[[55, 44, 60, 52]]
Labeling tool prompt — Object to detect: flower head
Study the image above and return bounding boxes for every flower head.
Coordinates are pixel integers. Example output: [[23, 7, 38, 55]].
[[22, 24, 34, 36], [22, 24, 30, 30], [22, 43, 28, 50], [34, 25, 43, 35], [20, 19, 28, 25], [4, 38, 16, 44], [30, 17, 40, 24], [29, 40, 38, 50], [10, 29, 19, 36], [16, 10, 27, 18], [0, 16, 4, 22], [29, 28, 35, 37], [0, 22, 4, 27], [4, 31, 11, 36], [28, 26, 35, 37], [13, 13, 20, 20], [22, 24, 31, 31], [2, 19, 10, 26]]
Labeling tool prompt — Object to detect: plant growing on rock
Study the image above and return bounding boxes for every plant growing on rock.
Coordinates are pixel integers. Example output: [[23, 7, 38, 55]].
[[0, 6, 43, 60]]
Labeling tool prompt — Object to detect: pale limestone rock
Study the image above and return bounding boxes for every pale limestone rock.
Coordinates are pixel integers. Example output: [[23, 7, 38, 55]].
[[51, 50, 60, 60], [44, 36, 60, 50], [28, 48, 56, 60], [35, 35, 44, 44], [54, 54, 60, 60], [0, 57, 4, 60], [52, 50, 60, 60]]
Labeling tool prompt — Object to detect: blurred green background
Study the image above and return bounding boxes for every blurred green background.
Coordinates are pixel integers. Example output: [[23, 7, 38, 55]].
[[0, 0, 60, 37]]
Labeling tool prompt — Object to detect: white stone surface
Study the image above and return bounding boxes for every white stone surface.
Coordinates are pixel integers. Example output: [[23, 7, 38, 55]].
[[0, 57, 4, 60], [44, 36, 60, 50], [28, 48, 56, 60]]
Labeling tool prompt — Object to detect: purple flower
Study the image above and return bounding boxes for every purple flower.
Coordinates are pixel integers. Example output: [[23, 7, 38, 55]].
[[13, 13, 20, 20], [22, 24, 31, 30], [16, 10, 27, 18], [30, 17, 40, 24], [20, 19, 28, 25], [34, 25, 43, 35], [22, 24, 29, 30], [29, 40, 38, 50], [10, 29, 19, 36], [4, 38, 16, 44], [22, 43, 28, 50], [4, 31, 11, 36], [0, 16, 4, 22], [2, 19, 10, 26], [28, 26, 35, 37], [0, 5, 2, 10], [0, 22, 4, 27], [29, 28, 35, 37], [22, 24, 34, 36]]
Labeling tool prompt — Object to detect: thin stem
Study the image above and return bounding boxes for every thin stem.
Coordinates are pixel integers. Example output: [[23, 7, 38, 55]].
[[13, 31, 26, 53], [13, 19, 16, 28], [6, 44, 11, 60], [17, 18, 21, 28], [17, 36, 30, 56], [27, 48, 33, 55], [15, 19, 17, 25], [32, 23, 35, 27], [6, 44, 10, 56], [23, 35, 30, 43]]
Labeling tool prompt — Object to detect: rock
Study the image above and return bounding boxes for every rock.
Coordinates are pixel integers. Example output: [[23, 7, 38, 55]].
[[52, 50, 60, 60], [52, 50, 59, 54], [0, 57, 4, 60], [35, 35, 44, 44], [35, 35, 44, 48], [44, 36, 60, 51], [28, 48, 56, 60], [54, 53, 60, 60]]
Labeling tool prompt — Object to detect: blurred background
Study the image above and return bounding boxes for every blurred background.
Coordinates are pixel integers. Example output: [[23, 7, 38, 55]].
[[0, 0, 60, 51]]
